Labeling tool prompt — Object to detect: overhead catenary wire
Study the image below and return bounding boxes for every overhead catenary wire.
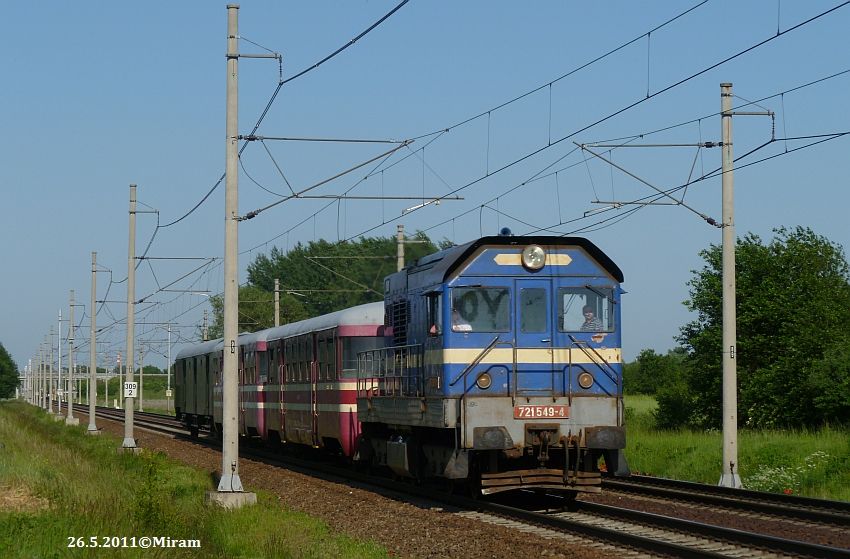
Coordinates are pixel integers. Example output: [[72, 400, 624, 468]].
[[101, 0, 415, 349], [155, 0, 412, 231], [409, 1, 711, 141], [60, 4, 850, 367], [339, 4, 849, 243]]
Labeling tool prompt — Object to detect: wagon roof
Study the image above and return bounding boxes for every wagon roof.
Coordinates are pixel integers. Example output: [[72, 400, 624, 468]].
[[260, 301, 384, 342]]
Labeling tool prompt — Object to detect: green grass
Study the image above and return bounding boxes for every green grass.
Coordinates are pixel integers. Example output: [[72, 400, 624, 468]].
[[0, 401, 388, 559], [623, 395, 850, 501]]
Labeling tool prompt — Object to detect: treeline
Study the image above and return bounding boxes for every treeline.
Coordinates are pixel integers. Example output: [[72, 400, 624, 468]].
[[627, 227, 850, 430], [204, 226, 850, 430], [0, 342, 19, 398], [207, 233, 444, 338]]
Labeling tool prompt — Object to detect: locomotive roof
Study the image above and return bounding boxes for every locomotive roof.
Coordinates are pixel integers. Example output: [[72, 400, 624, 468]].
[[409, 235, 623, 282], [260, 301, 384, 342]]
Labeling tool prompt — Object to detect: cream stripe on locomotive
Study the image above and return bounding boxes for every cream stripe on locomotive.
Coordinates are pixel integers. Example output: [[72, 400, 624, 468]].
[[432, 347, 622, 365]]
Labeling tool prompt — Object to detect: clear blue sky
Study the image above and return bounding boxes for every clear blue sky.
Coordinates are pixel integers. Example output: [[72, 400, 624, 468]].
[[3, 1, 849, 373]]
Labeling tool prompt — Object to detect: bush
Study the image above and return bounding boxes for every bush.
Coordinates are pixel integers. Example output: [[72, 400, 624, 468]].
[[654, 381, 694, 429]]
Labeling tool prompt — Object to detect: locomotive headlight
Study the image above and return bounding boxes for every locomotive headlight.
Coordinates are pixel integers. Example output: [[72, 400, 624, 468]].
[[577, 371, 594, 389], [475, 372, 492, 390], [521, 245, 546, 270]]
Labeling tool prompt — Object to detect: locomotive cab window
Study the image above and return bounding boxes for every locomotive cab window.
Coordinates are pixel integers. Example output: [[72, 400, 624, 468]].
[[557, 286, 614, 332], [451, 287, 510, 332]]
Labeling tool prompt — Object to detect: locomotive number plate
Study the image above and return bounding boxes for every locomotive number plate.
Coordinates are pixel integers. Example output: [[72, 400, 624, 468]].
[[513, 405, 569, 419]]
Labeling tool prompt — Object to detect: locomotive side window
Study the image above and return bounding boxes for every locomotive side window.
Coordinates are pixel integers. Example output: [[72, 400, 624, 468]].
[[452, 287, 510, 332], [557, 286, 614, 332], [520, 288, 547, 333], [426, 292, 442, 336]]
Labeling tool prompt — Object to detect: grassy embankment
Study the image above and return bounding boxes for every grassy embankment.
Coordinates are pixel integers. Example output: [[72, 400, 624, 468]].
[[624, 394, 850, 501], [0, 401, 387, 559]]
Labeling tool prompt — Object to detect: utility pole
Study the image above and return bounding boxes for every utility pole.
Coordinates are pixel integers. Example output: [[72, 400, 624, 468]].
[[122, 184, 139, 450], [57, 310, 62, 414], [66, 290, 79, 425], [274, 278, 280, 327], [38, 345, 45, 409], [203, 310, 209, 342], [207, 3, 255, 508], [48, 327, 55, 414], [87, 252, 99, 434], [719, 83, 741, 489], [167, 323, 172, 413], [138, 345, 144, 412], [396, 224, 404, 272], [104, 353, 110, 407], [113, 353, 120, 409]]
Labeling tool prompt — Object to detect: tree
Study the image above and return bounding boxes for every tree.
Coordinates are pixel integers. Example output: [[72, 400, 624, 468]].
[[805, 335, 850, 423], [675, 226, 850, 429], [623, 348, 686, 395], [206, 284, 309, 339], [0, 342, 20, 398], [208, 233, 441, 336]]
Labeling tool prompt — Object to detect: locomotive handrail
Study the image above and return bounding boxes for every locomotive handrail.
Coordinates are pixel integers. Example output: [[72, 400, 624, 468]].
[[356, 344, 425, 398], [568, 335, 623, 425], [449, 335, 502, 387], [567, 335, 619, 384]]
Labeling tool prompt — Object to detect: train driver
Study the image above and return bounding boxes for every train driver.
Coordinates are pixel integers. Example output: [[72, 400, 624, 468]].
[[580, 305, 603, 331]]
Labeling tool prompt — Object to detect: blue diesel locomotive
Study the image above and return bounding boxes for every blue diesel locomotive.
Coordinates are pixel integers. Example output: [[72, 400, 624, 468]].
[[355, 234, 627, 495]]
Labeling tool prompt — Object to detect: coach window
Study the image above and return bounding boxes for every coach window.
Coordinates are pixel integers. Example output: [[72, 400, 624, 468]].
[[557, 286, 614, 332], [328, 334, 337, 380], [259, 348, 269, 383], [452, 287, 510, 332], [342, 336, 383, 378], [318, 334, 334, 380], [285, 339, 293, 382]]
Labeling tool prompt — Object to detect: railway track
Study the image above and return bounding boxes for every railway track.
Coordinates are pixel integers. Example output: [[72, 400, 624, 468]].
[[602, 474, 850, 525], [77, 405, 850, 558]]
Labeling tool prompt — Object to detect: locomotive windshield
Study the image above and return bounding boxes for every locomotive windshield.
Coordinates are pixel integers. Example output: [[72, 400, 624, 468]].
[[557, 286, 615, 332], [452, 287, 510, 332]]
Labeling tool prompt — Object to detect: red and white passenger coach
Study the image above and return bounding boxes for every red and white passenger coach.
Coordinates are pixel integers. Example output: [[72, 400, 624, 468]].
[[175, 302, 385, 456]]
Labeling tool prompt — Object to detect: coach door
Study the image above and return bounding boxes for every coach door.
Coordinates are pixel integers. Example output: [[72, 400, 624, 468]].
[[514, 279, 557, 397]]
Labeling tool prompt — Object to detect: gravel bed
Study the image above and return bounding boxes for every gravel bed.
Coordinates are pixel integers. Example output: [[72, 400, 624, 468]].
[[85, 416, 613, 559], [83, 414, 850, 556]]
